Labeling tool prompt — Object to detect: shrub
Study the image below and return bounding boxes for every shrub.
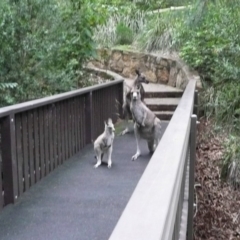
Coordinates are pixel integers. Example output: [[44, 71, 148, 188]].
[[134, 13, 176, 52], [116, 22, 134, 45], [0, 0, 101, 106]]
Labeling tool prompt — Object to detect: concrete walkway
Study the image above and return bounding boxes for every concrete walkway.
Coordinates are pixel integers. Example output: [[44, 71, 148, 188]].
[[0, 122, 168, 240]]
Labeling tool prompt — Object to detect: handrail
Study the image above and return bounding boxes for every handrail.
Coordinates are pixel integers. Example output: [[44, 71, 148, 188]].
[[0, 78, 124, 118], [0, 79, 124, 211], [109, 79, 196, 240]]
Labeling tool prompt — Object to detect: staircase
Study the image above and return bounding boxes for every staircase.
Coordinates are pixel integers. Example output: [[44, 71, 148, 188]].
[[143, 83, 183, 120], [86, 65, 184, 121]]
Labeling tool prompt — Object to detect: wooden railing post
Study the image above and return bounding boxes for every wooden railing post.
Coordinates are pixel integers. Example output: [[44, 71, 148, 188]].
[[85, 92, 92, 144], [193, 90, 198, 116], [187, 114, 197, 240], [118, 82, 124, 119], [1, 114, 18, 205], [0, 156, 3, 210]]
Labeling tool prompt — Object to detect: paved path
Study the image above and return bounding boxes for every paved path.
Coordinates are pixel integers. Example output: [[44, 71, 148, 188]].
[[0, 122, 168, 240]]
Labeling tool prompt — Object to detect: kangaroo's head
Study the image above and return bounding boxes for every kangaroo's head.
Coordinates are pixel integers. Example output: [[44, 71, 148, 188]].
[[131, 86, 141, 101], [135, 69, 149, 85], [104, 118, 115, 133]]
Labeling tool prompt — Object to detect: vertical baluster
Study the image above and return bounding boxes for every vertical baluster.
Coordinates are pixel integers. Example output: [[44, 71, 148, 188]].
[[187, 115, 197, 240], [33, 110, 40, 183], [1, 114, 18, 204], [27, 111, 34, 186], [48, 105, 54, 172], [85, 92, 92, 144], [39, 108, 45, 178], [44, 106, 49, 175]]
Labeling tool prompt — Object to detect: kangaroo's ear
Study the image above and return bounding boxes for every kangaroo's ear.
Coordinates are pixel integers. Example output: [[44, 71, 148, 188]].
[[104, 120, 107, 126], [135, 69, 140, 76], [108, 118, 112, 124]]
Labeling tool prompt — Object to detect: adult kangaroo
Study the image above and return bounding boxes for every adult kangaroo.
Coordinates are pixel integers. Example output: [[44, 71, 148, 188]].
[[120, 69, 149, 136], [130, 86, 161, 161]]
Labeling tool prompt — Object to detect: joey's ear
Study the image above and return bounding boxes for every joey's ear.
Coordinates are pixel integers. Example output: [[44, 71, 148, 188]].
[[104, 121, 107, 126], [108, 118, 112, 124], [135, 69, 140, 76]]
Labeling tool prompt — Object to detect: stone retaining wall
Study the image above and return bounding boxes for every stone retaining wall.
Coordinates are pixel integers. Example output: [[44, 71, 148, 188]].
[[87, 48, 202, 90]]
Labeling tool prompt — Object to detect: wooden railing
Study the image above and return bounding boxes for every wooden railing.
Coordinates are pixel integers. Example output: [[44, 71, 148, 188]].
[[109, 79, 197, 240], [0, 79, 124, 211]]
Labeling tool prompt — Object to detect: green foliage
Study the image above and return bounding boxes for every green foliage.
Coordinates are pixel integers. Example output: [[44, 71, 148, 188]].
[[178, 1, 240, 83], [134, 0, 164, 11], [0, 83, 18, 106], [0, 83, 18, 90], [93, 10, 145, 48], [135, 12, 179, 52], [175, 1, 240, 133], [93, 0, 193, 48], [0, 0, 103, 107], [202, 82, 240, 132], [116, 22, 134, 45]]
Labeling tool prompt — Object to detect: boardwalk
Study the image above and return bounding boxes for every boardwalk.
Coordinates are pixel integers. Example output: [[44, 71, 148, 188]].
[[0, 122, 168, 240]]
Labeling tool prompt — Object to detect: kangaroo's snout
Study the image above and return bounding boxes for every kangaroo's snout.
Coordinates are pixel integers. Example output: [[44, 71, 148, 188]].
[[132, 91, 138, 100]]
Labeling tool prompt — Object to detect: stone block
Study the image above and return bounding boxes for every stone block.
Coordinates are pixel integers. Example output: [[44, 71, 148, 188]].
[[111, 51, 122, 62], [168, 66, 179, 87], [144, 70, 157, 83], [156, 67, 169, 83], [109, 59, 124, 73]]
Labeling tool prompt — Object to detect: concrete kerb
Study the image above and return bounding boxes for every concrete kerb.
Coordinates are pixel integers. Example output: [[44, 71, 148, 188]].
[[83, 66, 125, 82]]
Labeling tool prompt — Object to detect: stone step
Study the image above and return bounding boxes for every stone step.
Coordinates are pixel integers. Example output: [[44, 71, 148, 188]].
[[143, 82, 182, 92], [153, 111, 174, 121], [144, 91, 183, 98], [145, 98, 180, 111]]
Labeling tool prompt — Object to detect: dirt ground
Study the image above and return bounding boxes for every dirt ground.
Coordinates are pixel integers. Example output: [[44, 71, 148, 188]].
[[194, 119, 240, 240]]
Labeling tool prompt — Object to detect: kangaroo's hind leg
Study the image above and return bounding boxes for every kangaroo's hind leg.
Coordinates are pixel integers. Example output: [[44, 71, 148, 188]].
[[147, 140, 155, 154], [94, 149, 103, 168], [106, 146, 113, 169], [120, 118, 131, 136], [153, 118, 162, 151], [131, 123, 141, 161]]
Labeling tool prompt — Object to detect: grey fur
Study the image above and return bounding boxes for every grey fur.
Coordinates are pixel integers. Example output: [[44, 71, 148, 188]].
[[93, 118, 115, 168], [130, 87, 161, 161], [120, 69, 149, 135]]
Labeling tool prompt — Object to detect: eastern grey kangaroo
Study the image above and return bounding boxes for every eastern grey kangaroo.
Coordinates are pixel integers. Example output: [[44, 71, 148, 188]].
[[120, 69, 149, 135], [130, 86, 161, 161], [93, 118, 115, 168]]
